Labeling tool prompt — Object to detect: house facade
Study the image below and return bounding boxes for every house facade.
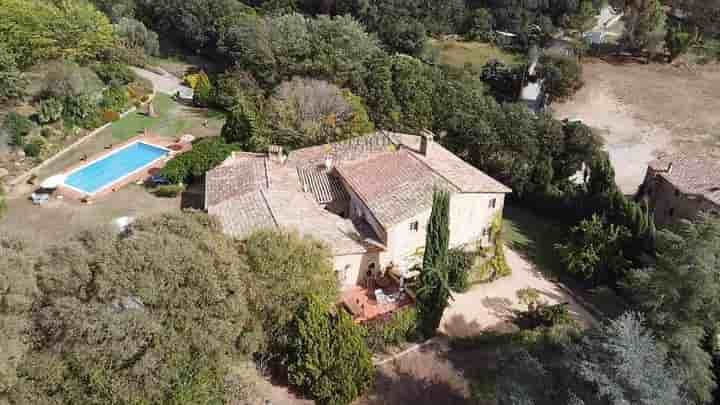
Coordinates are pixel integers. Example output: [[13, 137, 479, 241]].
[[639, 154, 720, 225], [204, 131, 511, 290]]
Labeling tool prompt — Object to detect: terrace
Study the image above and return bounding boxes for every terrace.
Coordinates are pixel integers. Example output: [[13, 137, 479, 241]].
[[341, 274, 415, 323]]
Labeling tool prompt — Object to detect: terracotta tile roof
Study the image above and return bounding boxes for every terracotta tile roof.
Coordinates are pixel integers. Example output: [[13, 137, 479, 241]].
[[204, 131, 511, 247], [649, 154, 720, 205], [208, 189, 277, 239], [204, 153, 268, 208], [336, 150, 457, 228]]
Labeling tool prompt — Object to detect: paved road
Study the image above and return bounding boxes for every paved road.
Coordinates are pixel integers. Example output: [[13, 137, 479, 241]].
[[131, 67, 192, 96]]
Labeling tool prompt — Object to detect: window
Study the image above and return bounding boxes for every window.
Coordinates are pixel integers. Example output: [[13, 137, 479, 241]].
[[409, 221, 419, 231], [669, 208, 675, 217], [489, 198, 497, 209], [675, 189, 680, 197], [482, 227, 489, 237]]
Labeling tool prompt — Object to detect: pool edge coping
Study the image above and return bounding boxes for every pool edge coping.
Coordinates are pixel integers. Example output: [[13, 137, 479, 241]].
[[62, 140, 172, 196]]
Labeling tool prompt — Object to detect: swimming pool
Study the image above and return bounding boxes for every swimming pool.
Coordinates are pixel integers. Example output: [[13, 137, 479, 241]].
[[64, 142, 170, 195]]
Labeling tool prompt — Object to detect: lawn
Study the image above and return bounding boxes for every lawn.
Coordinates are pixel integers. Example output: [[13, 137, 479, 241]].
[[429, 38, 524, 70], [503, 204, 629, 319], [35, 95, 225, 181]]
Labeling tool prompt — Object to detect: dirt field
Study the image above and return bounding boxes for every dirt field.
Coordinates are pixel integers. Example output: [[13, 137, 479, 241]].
[[553, 58, 720, 193], [0, 185, 180, 248]]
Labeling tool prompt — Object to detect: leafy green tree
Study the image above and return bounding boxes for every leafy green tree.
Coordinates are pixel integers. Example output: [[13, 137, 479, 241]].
[[0, 45, 25, 102], [362, 53, 399, 128], [615, 0, 666, 50], [241, 229, 338, 357], [99, 86, 129, 112], [114, 17, 160, 57], [540, 54, 584, 101], [41, 61, 104, 99], [496, 312, 687, 405], [417, 189, 452, 338], [0, 0, 117, 66], [62, 94, 101, 129], [390, 55, 435, 131], [8, 213, 261, 404], [221, 97, 265, 149], [556, 214, 631, 285], [666, 24, 691, 61], [2, 112, 34, 147], [382, 18, 428, 57], [568, 0, 596, 36], [464, 8, 494, 41], [624, 214, 720, 404], [587, 153, 616, 196], [287, 295, 374, 405]]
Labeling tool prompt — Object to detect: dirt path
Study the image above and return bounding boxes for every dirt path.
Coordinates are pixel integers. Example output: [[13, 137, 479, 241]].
[[131, 67, 189, 95], [553, 59, 720, 193], [440, 247, 597, 338]]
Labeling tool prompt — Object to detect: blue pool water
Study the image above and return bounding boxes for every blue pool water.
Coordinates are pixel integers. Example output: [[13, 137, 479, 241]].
[[65, 142, 169, 194]]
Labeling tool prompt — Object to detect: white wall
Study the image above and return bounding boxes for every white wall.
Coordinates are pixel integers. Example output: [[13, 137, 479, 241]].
[[333, 251, 381, 290], [385, 209, 432, 270], [449, 193, 505, 248]]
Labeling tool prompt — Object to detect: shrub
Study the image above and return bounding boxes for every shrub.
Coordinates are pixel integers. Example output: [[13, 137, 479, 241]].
[[193, 71, 214, 107], [91, 62, 136, 85], [447, 248, 474, 292], [160, 138, 241, 184], [540, 54, 583, 101], [102, 110, 121, 123], [22, 136, 46, 158], [3, 112, 34, 147], [241, 229, 338, 358], [41, 61, 103, 99], [100, 86, 130, 112], [63, 94, 102, 129], [364, 307, 418, 353], [0, 44, 25, 102], [288, 295, 374, 405], [154, 184, 185, 197], [515, 302, 576, 329], [38, 97, 64, 124]]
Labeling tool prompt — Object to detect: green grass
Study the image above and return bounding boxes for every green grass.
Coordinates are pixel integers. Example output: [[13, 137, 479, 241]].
[[430, 38, 524, 70], [503, 204, 565, 280], [108, 94, 224, 141]]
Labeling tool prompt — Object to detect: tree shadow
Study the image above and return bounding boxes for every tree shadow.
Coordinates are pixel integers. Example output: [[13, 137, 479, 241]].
[[363, 343, 470, 405]]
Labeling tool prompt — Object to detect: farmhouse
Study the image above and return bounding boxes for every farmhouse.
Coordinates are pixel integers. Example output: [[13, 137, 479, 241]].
[[640, 154, 720, 225], [205, 131, 511, 291]]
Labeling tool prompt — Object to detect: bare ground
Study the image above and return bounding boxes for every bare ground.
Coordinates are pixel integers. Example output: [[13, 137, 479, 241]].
[[553, 58, 720, 193], [0, 185, 179, 248]]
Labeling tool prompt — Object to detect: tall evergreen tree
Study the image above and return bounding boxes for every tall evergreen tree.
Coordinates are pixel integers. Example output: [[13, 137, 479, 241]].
[[417, 188, 452, 338]]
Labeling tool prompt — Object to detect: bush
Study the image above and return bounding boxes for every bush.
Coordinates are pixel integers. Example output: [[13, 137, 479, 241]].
[[102, 110, 121, 123], [22, 136, 46, 158], [100, 86, 130, 112], [41, 61, 103, 99], [92, 62, 136, 85], [160, 138, 241, 184], [63, 94, 102, 129], [241, 229, 338, 358], [3, 112, 34, 147], [37, 97, 64, 124], [288, 295, 374, 405], [154, 184, 185, 197], [364, 307, 418, 353], [447, 248, 474, 292], [193, 71, 213, 107], [540, 54, 583, 101]]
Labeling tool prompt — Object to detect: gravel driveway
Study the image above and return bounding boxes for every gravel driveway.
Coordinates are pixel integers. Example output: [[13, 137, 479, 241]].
[[440, 247, 598, 338]]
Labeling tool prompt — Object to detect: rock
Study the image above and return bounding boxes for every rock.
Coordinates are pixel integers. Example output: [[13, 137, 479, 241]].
[[0, 168, 8, 179]]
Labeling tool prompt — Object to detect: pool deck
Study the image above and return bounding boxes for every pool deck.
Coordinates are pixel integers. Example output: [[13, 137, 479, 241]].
[[55, 132, 191, 201]]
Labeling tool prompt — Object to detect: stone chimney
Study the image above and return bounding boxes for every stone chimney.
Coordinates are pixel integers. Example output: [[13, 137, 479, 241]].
[[267, 145, 285, 164], [420, 130, 434, 156]]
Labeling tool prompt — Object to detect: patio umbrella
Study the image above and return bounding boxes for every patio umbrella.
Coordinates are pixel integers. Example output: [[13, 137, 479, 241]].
[[40, 174, 66, 189]]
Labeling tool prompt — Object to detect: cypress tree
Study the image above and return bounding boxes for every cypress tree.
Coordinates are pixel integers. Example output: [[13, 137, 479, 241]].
[[417, 189, 452, 338]]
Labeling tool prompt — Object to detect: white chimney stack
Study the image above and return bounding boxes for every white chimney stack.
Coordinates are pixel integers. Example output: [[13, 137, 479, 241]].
[[420, 130, 434, 156], [325, 155, 334, 170]]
